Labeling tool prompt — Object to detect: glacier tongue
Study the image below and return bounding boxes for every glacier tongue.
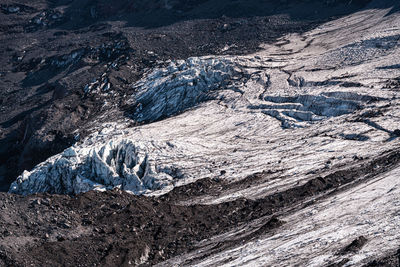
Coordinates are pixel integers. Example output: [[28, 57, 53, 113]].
[[8, 7, 400, 202]]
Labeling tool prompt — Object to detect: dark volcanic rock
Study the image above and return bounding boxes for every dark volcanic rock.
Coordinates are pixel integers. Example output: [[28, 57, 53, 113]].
[[339, 236, 368, 255], [364, 249, 400, 267], [0, 189, 284, 266]]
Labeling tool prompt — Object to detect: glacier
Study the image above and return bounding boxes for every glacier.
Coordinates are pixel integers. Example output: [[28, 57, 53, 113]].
[[7, 4, 400, 266]]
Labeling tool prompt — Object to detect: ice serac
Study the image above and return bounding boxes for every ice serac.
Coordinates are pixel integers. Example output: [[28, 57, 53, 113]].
[[9, 140, 173, 195], [130, 57, 238, 122]]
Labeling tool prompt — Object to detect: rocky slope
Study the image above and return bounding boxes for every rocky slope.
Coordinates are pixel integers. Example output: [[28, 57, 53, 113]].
[[1, 0, 400, 266]]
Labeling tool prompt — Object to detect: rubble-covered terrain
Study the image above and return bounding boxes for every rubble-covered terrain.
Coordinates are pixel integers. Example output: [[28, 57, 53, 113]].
[[1, 0, 400, 266]]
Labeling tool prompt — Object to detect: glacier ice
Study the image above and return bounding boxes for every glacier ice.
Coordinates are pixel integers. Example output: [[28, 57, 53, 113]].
[[129, 57, 240, 122], [9, 140, 174, 195]]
